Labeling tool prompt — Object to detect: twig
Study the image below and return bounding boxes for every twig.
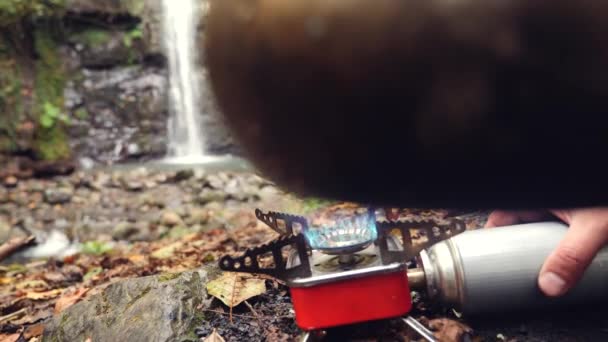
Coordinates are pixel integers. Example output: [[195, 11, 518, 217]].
[[202, 309, 292, 320], [0, 308, 27, 324], [0, 235, 36, 262], [229, 274, 238, 323], [244, 300, 263, 324]]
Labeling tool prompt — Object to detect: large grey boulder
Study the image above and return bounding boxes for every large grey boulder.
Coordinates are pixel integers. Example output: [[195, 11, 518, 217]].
[[43, 268, 213, 342]]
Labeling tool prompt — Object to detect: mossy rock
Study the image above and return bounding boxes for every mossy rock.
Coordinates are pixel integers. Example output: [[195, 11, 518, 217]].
[[43, 268, 213, 342], [33, 26, 71, 161], [65, 0, 146, 17], [0, 0, 66, 27]]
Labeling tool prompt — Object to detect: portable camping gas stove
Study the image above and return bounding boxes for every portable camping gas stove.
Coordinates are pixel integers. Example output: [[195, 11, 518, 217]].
[[218, 208, 466, 339]]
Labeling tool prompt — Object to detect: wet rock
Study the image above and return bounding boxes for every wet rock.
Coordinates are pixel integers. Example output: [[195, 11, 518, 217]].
[[0, 187, 8, 204], [205, 174, 225, 190], [124, 180, 144, 192], [66, 0, 148, 16], [0, 219, 10, 243], [112, 221, 140, 241], [186, 208, 210, 226], [172, 169, 195, 182], [44, 188, 74, 205], [68, 29, 137, 69], [160, 211, 183, 227], [197, 189, 226, 205], [3, 176, 18, 188], [68, 66, 169, 164], [43, 268, 212, 342]]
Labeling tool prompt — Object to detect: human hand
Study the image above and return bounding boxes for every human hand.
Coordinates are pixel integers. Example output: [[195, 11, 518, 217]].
[[485, 208, 608, 297]]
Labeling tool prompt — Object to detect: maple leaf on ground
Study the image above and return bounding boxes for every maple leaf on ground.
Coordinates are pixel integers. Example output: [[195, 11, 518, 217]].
[[206, 272, 266, 308], [54, 287, 89, 314], [428, 318, 474, 342], [202, 329, 226, 342], [25, 289, 63, 301], [0, 333, 20, 342], [24, 323, 45, 340]]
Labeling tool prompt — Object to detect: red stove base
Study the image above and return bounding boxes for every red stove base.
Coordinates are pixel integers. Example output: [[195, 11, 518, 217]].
[[289, 270, 412, 330]]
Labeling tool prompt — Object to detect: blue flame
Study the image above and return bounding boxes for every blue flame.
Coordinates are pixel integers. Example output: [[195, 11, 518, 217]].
[[303, 212, 378, 251]]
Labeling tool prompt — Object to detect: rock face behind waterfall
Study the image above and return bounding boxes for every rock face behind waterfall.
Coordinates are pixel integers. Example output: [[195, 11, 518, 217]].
[[0, 0, 238, 170]]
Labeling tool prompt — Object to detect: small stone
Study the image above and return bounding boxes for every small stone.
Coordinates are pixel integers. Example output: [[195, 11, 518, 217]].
[[144, 180, 157, 189], [205, 174, 224, 189], [187, 208, 210, 225], [197, 189, 226, 205], [3, 176, 18, 188], [111, 222, 139, 240], [160, 211, 183, 227], [0, 187, 8, 204], [124, 181, 144, 192], [126, 143, 141, 156], [44, 188, 73, 204], [0, 219, 11, 242], [172, 169, 194, 182], [79, 157, 95, 170]]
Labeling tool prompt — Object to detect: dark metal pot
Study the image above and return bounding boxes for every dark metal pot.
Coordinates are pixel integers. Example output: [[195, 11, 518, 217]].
[[205, 0, 608, 209]]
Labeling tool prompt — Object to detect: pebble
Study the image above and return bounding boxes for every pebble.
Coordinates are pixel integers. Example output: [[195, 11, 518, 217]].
[[44, 188, 74, 204], [197, 189, 226, 205], [3, 176, 18, 188], [160, 211, 183, 227], [112, 221, 140, 240], [1, 168, 294, 249], [187, 208, 210, 225], [0, 188, 9, 204]]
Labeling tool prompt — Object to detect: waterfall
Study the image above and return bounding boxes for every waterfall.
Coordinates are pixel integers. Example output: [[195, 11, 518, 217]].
[[162, 0, 207, 162]]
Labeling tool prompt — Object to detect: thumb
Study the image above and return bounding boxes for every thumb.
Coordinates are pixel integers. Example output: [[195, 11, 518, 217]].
[[538, 211, 608, 297]]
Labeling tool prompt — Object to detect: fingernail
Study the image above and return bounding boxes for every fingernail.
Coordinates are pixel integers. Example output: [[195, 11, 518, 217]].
[[539, 272, 567, 297]]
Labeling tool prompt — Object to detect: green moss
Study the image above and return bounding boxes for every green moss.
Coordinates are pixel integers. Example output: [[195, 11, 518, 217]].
[[0, 0, 66, 27], [75, 107, 88, 119], [73, 29, 112, 46], [125, 286, 152, 310], [0, 36, 22, 153], [124, 0, 145, 17], [159, 272, 182, 283], [33, 27, 70, 160]]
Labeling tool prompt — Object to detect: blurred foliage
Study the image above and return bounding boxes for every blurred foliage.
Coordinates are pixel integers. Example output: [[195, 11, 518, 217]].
[[72, 29, 111, 46], [123, 24, 143, 48], [0, 37, 21, 153], [0, 0, 65, 27], [81, 241, 113, 256], [33, 27, 71, 160], [0, 0, 71, 160]]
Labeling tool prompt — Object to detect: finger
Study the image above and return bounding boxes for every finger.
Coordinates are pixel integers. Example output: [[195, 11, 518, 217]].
[[538, 218, 608, 297], [484, 210, 547, 228]]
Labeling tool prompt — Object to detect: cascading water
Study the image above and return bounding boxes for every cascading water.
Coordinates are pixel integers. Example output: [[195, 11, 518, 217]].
[[162, 0, 208, 162]]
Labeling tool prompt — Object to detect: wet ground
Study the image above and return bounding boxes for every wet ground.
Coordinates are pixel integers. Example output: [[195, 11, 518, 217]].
[[2, 160, 608, 342]]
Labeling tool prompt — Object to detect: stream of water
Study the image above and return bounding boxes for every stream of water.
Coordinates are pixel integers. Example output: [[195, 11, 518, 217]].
[[162, 0, 210, 163]]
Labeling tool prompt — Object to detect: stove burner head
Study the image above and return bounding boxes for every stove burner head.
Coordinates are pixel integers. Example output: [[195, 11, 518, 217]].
[[303, 211, 378, 255]]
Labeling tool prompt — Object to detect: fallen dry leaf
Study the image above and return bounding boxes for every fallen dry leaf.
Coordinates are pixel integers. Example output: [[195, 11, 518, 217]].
[[43, 271, 67, 283], [54, 287, 89, 314], [26, 289, 63, 301], [202, 329, 225, 342], [12, 308, 53, 325], [24, 323, 45, 339], [127, 254, 146, 265], [151, 241, 184, 259], [15, 279, 48, 291], [429, 318, 474, 342], [206, 272, 266, 308], [0, 277, 15, 285], [0, 333, 20, 342]]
